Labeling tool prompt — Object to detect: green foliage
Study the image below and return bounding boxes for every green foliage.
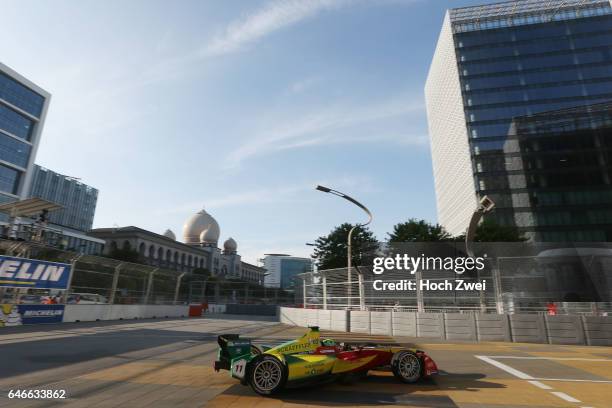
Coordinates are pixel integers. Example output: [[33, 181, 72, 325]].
[[470, 219, 526, 242], [388, 219, 452, 242], [312, 223, 378, 270], [105, 247, 143, 264]]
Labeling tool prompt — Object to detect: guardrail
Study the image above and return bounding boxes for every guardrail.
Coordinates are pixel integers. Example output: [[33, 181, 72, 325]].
[[279, 306, 612, 346]]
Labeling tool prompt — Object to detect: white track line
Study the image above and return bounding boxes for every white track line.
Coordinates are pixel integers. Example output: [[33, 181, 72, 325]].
[[475, 355, 534, 379], [534, 377, 612, 383], [485, 356, 611, 362], [550, 392, 581, 403], [528, 380, 552, 390], [476, 355, 588, 406]]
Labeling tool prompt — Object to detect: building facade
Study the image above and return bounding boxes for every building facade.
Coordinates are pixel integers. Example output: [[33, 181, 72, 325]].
[[30, 165, 98, 232], [0, 63, 50, 205], [90, 208, 266, 284], [425, 0, 612, 239], [263, 254, 313, 289]]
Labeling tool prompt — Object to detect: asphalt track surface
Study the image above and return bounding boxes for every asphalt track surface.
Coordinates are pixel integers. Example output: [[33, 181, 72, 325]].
[[0, 316, 610, 408]]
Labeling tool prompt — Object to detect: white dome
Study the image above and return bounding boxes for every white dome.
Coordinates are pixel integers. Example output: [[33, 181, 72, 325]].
[[183, 208, 220, 245], [224, 237, 237, 252], [200, 227, 220, 245], [163, 229, 176, 240]]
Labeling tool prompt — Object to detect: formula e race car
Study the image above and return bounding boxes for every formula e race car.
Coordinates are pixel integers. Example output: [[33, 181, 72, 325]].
[[213, 326, 437, 395]]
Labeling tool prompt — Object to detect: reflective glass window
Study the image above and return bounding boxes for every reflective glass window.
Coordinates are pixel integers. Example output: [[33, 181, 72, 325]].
[[0, 103, 34, 140], [0, 73, 44, 118], [0, 133, 31, 168], [0, 164, 20, 194]]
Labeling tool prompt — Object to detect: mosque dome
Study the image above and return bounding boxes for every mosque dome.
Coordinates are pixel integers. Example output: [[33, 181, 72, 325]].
[[200, 226, 220, 245], [163, 229, 176, 240], [183, 208, 220, 245], [223, 237, 237, 253]]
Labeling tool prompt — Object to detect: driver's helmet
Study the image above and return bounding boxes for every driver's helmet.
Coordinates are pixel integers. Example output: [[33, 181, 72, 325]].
[[321, 338, 336, 347]]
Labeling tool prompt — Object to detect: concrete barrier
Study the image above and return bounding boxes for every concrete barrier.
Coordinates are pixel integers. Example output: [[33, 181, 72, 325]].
[[225, 304, 277, 316], [207, 304, 226, 314], [63, 305, 188, 322], [509, 314, 546, 343], [545, 315, 585, 345], [583, 316, 612, 346], [350, 311, 371, 334], [476, 313, 511, 342], [370, 311, 392, 335], [277, 307, 612, 345], [444, 313, 477, 341], [316, 309, 331, 330], [417, 313, 445, 339], [330, 310, 348, 332], [392, 311, 417, 337]]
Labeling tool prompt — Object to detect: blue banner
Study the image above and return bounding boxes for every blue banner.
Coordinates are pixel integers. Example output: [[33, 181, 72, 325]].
[[0, 255, 71, 290], [0, 304, 65, 326]]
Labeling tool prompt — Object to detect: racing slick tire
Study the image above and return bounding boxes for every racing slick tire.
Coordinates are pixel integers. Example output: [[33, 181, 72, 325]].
[[247, 355, 287, 396], [391, 351, 422, 383]]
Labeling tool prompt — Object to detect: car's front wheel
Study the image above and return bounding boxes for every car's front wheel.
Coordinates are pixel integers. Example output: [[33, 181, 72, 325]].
[[392, 351, 422, 383], [248, 355, 287, 395]]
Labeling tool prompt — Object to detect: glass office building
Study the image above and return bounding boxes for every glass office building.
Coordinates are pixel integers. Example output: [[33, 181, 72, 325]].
[[0, 63, 50, 205], [29, 165, 98, 232], [425, 0, 612, 240], [263, 254, 313, 289]]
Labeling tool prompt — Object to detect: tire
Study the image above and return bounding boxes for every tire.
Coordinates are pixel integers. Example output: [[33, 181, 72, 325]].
[[247, 355, 287, 395], [391, 351, 422, 383]]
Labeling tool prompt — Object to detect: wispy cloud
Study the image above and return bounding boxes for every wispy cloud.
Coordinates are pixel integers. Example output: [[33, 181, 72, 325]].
[[225, 98, 425, 168], [203, 0, 354, 57]]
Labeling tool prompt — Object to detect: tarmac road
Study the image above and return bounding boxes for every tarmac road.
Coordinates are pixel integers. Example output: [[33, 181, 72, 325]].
[[0, 316, 610, 408]]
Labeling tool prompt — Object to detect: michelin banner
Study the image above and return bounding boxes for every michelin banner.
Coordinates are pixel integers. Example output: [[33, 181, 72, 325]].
[[0, 255, 71, 290], [0, 304, 65, 327]]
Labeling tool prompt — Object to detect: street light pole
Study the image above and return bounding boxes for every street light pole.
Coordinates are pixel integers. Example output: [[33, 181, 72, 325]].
[[316, 185, 373, 311], [465, 195, 495, 313]]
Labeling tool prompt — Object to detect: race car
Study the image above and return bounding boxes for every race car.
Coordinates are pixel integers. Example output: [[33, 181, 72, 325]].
[[214, 326, 437, 395]]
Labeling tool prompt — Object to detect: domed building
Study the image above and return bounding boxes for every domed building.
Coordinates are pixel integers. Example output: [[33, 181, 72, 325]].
[[91, 207, 266, 284]]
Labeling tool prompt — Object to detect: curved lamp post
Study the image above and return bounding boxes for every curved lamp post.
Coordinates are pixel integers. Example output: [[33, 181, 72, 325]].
[[465, 195, 495, 312], [316, 185, 373, 310]]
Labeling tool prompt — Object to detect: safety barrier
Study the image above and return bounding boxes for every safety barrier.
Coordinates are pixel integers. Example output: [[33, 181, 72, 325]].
[[63, 305, 189, 322], [278, 307, 612, 346]]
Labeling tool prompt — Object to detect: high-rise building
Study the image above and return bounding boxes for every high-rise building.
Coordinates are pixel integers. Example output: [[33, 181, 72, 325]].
[[262, 254, 313, 289], [425, 0, 612, 240], [0, 62, 50, 205], [29, 165, 98, 232]]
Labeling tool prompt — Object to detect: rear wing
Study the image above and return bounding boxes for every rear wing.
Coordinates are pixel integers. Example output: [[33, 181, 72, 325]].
[[214, 334, 252, 371]]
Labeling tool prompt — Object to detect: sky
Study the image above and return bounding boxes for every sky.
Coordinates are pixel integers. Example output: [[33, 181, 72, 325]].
[[1, 0, 488, 264]]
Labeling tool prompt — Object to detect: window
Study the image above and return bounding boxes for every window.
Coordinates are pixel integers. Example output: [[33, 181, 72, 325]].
[[0, 72, 44, 118], [0, 133, 31, 168], [0, 103, 34, 140], [0, 164, 20, 194]]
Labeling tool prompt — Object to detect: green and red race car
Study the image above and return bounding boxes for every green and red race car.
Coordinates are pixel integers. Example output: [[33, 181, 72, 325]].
[[214, 326, 438, 395]]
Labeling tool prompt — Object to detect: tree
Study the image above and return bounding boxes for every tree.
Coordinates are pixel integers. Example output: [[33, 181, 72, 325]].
[[312, 223, 378, 270], [388, 219, 451, 242], [106, 247, 143, 264], [453, 219, 526, 242]]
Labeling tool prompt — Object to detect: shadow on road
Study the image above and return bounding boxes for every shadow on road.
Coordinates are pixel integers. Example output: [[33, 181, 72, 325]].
[[220, 370, 504, 407], [0, 328, 216, 379]]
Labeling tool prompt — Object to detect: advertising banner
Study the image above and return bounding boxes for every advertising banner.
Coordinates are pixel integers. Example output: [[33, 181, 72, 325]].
[[0, 255, 71, 290], [0, 304, 65, 327]]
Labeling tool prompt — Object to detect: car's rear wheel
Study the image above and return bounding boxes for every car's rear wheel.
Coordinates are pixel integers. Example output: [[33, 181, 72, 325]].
[[248, 355, 287, 395], [392, 351, 422, 383]]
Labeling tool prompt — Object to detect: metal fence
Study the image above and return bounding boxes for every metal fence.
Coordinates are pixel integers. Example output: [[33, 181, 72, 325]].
[[297, 242, 612, 315], [0, 239, 295, 306]]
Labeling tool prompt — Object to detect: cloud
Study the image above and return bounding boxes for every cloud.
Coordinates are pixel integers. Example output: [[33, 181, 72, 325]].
[[225, 98, 425, 168], [203, 0, 354, 57]]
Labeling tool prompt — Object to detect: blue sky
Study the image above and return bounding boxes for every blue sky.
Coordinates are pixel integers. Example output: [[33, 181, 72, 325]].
[[2, 0, 487, 263]]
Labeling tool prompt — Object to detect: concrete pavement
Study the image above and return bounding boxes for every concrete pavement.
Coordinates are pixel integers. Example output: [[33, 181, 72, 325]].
[[0, 317, 610, 407]]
